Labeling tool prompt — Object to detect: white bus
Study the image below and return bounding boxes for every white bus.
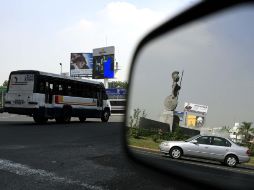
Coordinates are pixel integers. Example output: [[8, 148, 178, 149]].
[[4, 70, 111, 124]]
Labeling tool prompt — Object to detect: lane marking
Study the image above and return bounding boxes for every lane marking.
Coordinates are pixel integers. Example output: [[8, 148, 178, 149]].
[[0, 159, 105, 190]]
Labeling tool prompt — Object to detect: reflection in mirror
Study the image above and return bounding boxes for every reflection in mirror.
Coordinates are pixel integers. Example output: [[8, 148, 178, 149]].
[[126, 4, 254, 179]]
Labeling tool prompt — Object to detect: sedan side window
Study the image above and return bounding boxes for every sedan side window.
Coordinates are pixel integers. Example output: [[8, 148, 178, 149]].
[[212, 137, 230, 147], [196, 136, 211, 145]]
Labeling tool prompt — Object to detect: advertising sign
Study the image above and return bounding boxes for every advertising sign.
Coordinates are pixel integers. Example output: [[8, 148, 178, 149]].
[[106, 88, 127, 96], [174, 111, 184, 122], [187, 115, 196, 127], [187, 115, 206, 128], [184, 102, 208, 115], [196, 116, 205, 128], [70, 53, 93, 77], [106, 88, 127, 99], [93, 46, 115, 79]]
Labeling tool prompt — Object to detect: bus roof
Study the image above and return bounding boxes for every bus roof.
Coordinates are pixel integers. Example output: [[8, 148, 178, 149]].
[[9, 70, 104, 86]]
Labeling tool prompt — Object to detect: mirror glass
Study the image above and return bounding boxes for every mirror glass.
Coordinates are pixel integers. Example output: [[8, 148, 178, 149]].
[[126, 4, 254, 187]]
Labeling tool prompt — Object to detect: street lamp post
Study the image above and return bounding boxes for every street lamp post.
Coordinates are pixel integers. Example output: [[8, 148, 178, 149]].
[[59, 63, 62, 75]]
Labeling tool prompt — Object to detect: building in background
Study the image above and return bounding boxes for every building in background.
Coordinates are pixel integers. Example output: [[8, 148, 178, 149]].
[[229, 123, 244, 143]]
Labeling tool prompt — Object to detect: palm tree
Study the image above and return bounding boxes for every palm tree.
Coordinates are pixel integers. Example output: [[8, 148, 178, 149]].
[[239, 122, 254, 144], [220, 125, 231, 133]]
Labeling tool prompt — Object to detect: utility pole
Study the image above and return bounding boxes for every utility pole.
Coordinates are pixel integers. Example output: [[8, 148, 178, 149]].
[[59, 63, 62, 75], [104, 78, 109, 88]]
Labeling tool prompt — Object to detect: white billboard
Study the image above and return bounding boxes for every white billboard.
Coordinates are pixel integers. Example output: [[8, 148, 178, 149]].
[[70, 53, 93, 77], [184, 102, 208, 115]]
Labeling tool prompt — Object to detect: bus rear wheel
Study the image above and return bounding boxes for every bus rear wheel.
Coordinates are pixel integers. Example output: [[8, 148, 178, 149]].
[[33, 115, 48, 124], [101, 110, 110, 122], [55, 106, 72, 123]]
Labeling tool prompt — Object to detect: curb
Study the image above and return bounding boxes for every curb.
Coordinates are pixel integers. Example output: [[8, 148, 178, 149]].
[[241, 163, 254, 169], [128, 145, 160, 154]]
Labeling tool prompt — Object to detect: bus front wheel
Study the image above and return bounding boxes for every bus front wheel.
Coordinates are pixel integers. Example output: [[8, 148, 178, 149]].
[[101, 110, 110, 122], [79, 117, 86, 122]]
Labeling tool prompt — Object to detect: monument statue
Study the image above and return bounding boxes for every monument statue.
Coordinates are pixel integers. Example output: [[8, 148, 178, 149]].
[[164, 71, 182, 111], [160, 70, 183, 131]]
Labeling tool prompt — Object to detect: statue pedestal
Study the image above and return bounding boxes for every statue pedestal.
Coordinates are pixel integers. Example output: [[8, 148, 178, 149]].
[[159, 110, 174, 132]]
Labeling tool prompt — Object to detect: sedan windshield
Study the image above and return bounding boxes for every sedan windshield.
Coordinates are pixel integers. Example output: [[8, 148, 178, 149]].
[[185, 135, 201, 142]]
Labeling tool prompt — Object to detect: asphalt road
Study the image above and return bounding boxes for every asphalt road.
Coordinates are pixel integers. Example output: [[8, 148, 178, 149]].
[[130, 147, 254, 190], [0, 113, 253, 190], [0, 113, 207, 190]]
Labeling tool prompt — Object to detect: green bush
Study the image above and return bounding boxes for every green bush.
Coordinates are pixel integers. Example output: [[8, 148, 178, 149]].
[[127, 126, 190, 141], [247, 143, 254, 156], [152, 134, 159, 142]]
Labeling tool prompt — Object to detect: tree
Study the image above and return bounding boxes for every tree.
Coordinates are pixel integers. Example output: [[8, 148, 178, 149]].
[[108, 81, 128, 89], [220, 125, 231, 133], [129, 108, 147, 138], [129, 108, 141, 128], [2, 80, 8, 87], [239, 122, 254, 144]]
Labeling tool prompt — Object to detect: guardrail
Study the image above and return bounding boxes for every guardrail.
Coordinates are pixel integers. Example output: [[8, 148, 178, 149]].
[[109, 99, 126, 115]]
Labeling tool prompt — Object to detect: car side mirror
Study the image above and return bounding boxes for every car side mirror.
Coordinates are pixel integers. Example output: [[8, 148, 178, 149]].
[[125, 1, 254, 190], [191, 140, 198, 144]]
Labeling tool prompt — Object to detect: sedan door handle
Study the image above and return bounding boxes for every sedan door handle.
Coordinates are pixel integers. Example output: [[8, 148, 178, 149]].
[[204, 147, 208, 148]]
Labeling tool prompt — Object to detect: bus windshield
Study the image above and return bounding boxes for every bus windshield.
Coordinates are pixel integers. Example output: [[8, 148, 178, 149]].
[[8, 74, 34, 92]]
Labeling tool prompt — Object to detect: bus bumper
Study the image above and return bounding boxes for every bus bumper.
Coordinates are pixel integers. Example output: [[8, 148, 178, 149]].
[[4, 107, 35, 116]]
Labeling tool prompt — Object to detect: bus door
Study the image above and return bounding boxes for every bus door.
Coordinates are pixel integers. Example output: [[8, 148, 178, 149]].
[[97, 90, 103, 108]]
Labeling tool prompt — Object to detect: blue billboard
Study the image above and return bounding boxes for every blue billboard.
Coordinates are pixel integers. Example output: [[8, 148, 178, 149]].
[[93, 46, 115, 79]]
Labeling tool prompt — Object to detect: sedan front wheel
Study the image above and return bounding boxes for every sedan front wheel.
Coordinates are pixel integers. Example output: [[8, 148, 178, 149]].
[[169, 147, 182, 159]]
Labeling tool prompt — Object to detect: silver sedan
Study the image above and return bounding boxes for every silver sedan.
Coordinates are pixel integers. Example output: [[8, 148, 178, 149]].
[[159, 135, 250, 167]]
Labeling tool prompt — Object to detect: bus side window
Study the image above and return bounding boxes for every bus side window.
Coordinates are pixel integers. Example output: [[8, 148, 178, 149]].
[[50, 83, 53, 90], [73, 83, 78, 97], [67, 85, 72, 96], [45, 82, 49, 92], [103, 92, 108, 100], [59, 84, 63, 95], [48, 83, 54, 95], [81, 83, 87, 98], [92, 86, 97, 99], [54, 83, 59, 95], [39, 81, 45, 93], [62, 82, 67, 96], [77, 83, 82, 97], [85, 85, 90, 98], [86, 86, 91, 98]]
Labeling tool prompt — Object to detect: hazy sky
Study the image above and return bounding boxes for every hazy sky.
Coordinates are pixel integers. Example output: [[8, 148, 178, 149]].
[[128, 5, 254, 128], [0, 0, 198, 84]]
